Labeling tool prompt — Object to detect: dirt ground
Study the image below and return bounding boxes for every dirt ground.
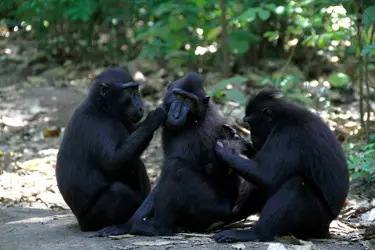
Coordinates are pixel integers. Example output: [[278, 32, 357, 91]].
[[0, 207, 367, 250], [0, 81, 369, 250]]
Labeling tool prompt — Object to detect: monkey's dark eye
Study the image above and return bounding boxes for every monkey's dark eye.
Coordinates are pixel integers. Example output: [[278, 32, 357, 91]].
[[175, 93, 184, 99], [184, 98, 193, 104]]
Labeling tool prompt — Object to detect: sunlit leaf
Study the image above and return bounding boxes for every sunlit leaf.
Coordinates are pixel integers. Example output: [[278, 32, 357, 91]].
[[206, 26, 222, 41], [264, 31, 279, 41], [327, 72, 350, 88], [317, 33, 331, 48], [275, 6, 285, 15], [235, 8, 257, 23], [258, 9, 271, 21], [190, 0, 206, 7]]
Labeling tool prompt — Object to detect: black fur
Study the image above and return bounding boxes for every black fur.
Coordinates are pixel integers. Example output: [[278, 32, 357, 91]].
[[56, 67, 166, 232], [127, 73, 249, 236], [213, 88, 349, 242]]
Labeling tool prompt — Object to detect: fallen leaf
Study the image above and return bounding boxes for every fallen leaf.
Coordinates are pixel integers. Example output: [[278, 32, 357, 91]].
[[108, 234, 134, 239], [132, 240, 172, 246], [179, 233, 213, 238], [43, 127, 61, 137]]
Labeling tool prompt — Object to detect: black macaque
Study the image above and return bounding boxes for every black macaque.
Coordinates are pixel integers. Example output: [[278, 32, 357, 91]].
[[105, 72, 252, 236], [213, 89, 350, 243], [56, 67, 167, 232]]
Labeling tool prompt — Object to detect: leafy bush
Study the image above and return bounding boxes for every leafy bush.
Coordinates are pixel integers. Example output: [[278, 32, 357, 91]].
[[348, 141, 375, 182], [1, 0, 366, 67]]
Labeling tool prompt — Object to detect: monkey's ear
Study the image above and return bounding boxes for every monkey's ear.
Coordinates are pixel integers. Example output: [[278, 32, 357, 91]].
[[202, 96, 210, 105], [99, 83, 109, 97], [167, 80, 173, 89], [262, 107, 273, 122]]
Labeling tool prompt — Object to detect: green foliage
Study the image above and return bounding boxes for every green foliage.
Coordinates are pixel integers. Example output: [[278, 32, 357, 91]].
[[0, 0, 368, 69], [209, 76, 247, 105], [360, 5, 375, 58], [327, 72, 351, 89], [361, 44, 375, 56], [362, 6, 375, 26], [0, 0, 373, 108], [348, 142, 375, 182]]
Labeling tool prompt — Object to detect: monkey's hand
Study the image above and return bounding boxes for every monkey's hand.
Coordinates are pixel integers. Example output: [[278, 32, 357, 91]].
[[222, 124, 241, 140], [223, 124, 257, 158], [145, 106, 167, 128], [215, 140, 232, 158]]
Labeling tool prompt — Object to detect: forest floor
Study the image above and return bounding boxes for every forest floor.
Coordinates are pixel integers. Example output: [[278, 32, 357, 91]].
[[0, 38, 374, 250]]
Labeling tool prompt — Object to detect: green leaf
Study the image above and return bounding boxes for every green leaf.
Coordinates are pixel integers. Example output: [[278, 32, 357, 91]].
[[213, 76, 248, 93], [327, 72, 350, 88], [236, 8, 257, 23], [264, 31, 279, 41], [348, 163, 357, 170], [361, 44, 375, 56], [258, 9, 271, 21], [317, 33, 332, 48], [228, 34, 249, 54], [168, 15, 188, 31], [225, 89, 247, 104], [153, 3, 178, 17], [364, 149, 375, 156], [264, 3, 277, 10], [135, 29, 151, 41], [190, 0, 206, 7], [351, 172, 364, 180], [370, 134, 375, 143], [363, 6, 375, 26], [206, 26, 222, 41]]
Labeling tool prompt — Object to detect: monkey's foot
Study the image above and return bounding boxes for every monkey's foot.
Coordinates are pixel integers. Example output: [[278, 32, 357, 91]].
[[213, 229, 260, 243], [93, 223, 132, 237], [130, 219, 174, 236]]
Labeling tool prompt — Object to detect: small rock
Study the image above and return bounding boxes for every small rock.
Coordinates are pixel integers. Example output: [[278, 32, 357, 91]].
[[231, 243, 246, 249], [41, 67, 67, 78], [267, 243, 287, 250], [27, 76, 48, 85]]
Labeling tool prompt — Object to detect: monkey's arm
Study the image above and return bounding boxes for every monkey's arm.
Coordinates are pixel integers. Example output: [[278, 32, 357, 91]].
[[103, 107, 167, 171], [215, 134, 296, 191], [222, 124, 257, 158]]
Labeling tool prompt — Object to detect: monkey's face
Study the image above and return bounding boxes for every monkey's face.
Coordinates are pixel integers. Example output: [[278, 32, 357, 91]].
[[163, 88, 210, 130], [121, 85, 144, 123], [98, 81, 144, 124], [163, 73, 210, 130], [243, 106, 273, 150]]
